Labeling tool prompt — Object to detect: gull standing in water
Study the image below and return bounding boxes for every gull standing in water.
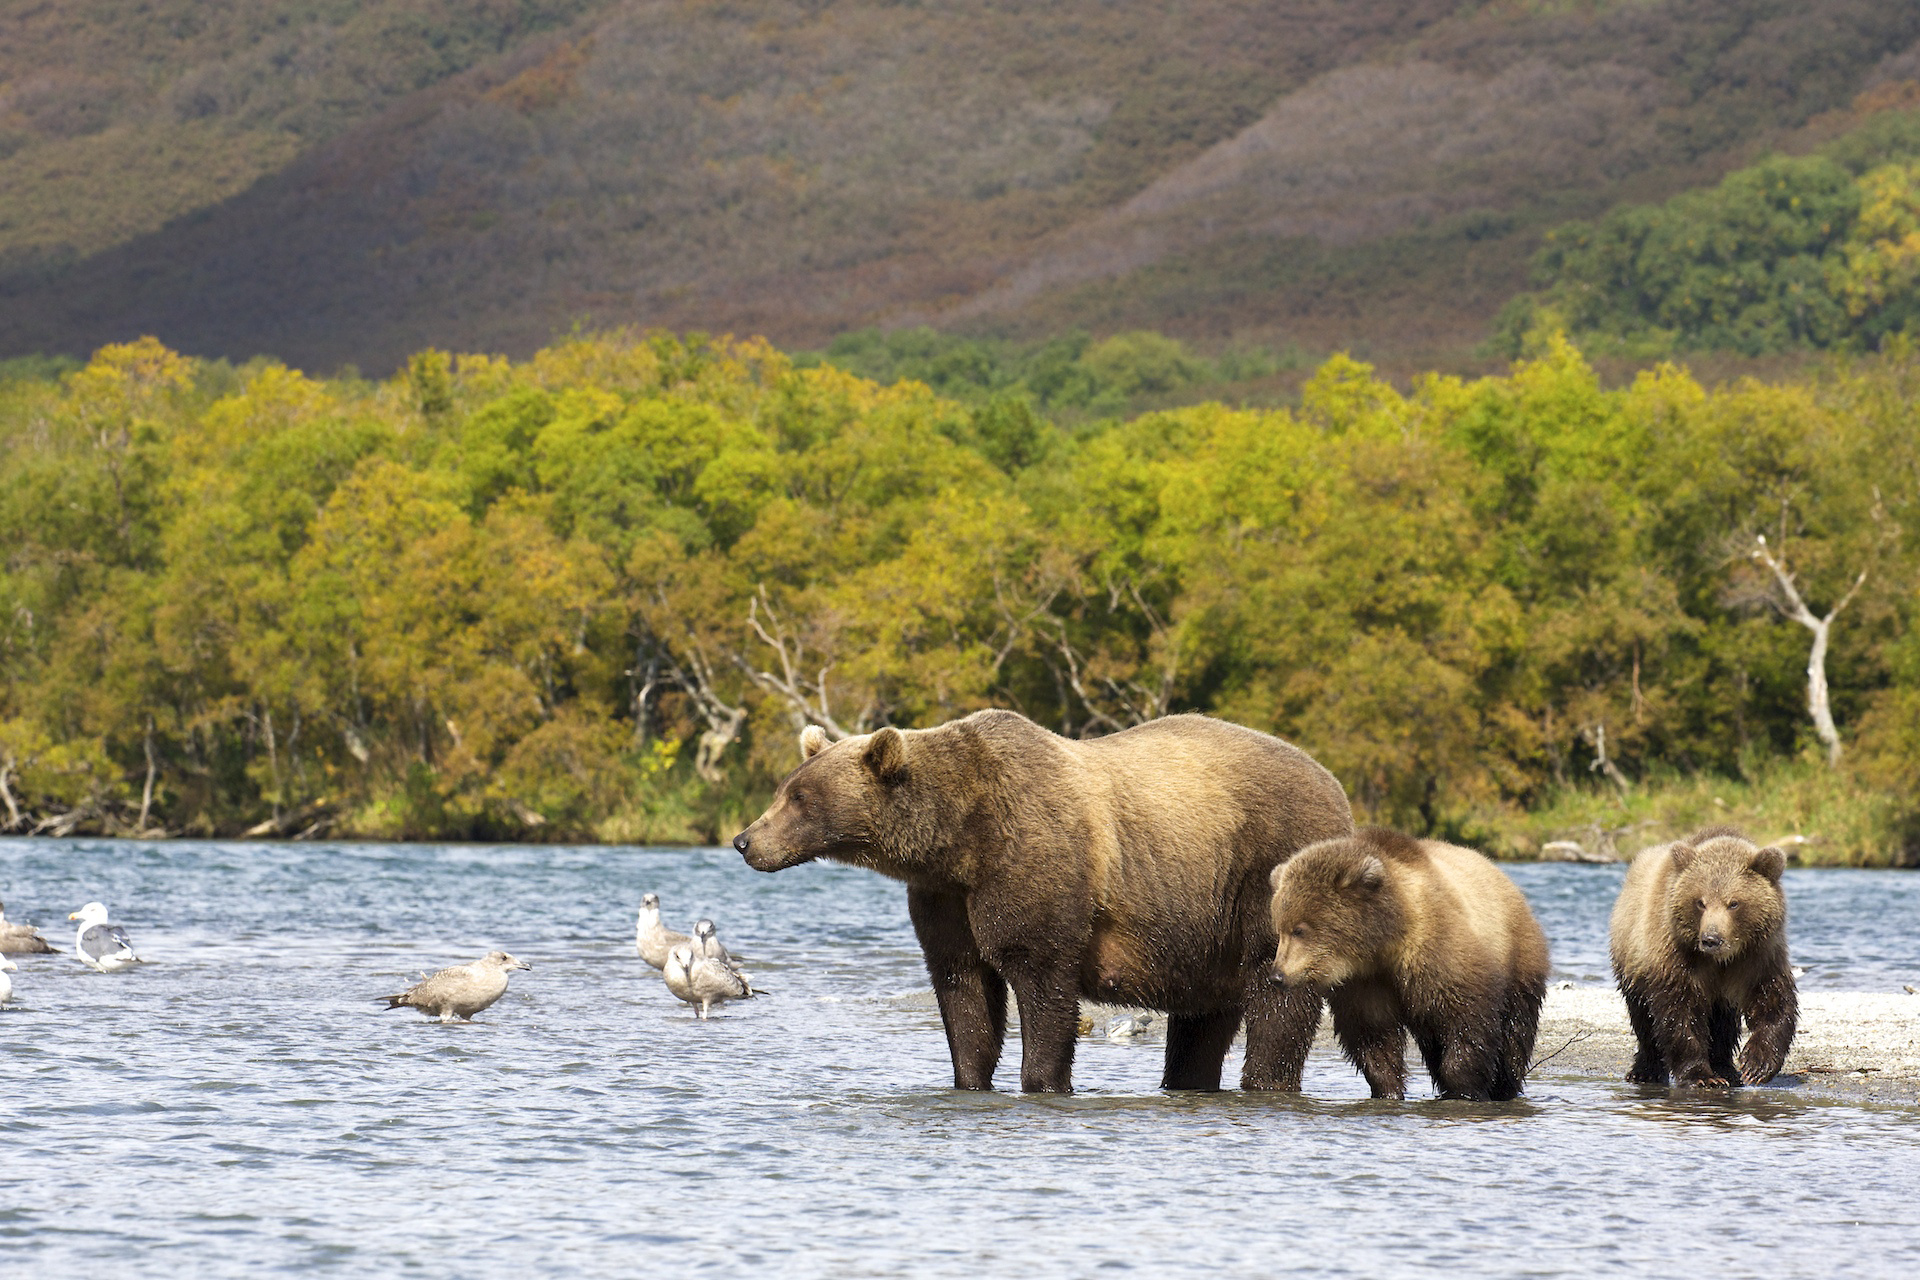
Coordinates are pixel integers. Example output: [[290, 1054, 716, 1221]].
[[662, 941, 757, 1019], [690, 918, 738, 966], [381, 951, 532, 1023], [0, 957, 15, 1004], [69, 902, 140, 972], [0, 900, 57, 954], [635, 893, 689, 970]]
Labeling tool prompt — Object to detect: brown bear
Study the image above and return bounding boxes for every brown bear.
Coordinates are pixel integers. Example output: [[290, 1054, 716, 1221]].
[[1609, 826, 1797, 1087], [731, 709, 1354, 1094], [1267, 828, 1549, 1101]]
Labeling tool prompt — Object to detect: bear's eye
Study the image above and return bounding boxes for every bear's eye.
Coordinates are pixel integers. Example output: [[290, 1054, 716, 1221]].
[[1695, 897, 1706, 911], [1727, 900, 1740, 910], [1290, 926, 1307, 938], [789, 789, 807, 809]]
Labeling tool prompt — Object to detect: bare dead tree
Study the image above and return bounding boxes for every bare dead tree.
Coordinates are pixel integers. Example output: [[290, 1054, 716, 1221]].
[[642, 627, 748, 784], [138, 717, 157, 833], [0, 750, 21, 832], [734, 586, 861, 741], [1037, 576, 1177, 737], [1580, 722, 1632, 797], [1748, 533, 1868, 769], [625, 648, 663, 748]]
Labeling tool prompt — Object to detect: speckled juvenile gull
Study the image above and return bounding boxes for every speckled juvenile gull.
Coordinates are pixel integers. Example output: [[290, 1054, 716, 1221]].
[[636, 893, 689, 970], [0, 900, 56, 954], [0, 956, 15, 1004], [68, 902, 139, 972], [381, 951, 531, 1023], [663, 941, 757, 1019]]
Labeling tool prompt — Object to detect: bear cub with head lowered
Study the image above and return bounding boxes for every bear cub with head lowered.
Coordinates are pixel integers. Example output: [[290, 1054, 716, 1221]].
[[1610, 826, 1796, 1087], [1269, 828, 1549, 1101]]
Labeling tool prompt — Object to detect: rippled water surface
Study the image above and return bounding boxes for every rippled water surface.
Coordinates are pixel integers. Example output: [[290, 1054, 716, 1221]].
[[2, 840, 1917, 1277]]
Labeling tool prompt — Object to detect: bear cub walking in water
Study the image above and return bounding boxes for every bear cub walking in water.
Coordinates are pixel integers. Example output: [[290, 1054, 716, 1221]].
[[1610, 827, 1796, 1087], [1268, 828, 1549, 1101]]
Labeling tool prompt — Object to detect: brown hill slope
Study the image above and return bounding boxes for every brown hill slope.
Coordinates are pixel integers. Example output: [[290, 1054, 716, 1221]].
[[0, 2, 614, 276], [3, 0, 1918, 373]]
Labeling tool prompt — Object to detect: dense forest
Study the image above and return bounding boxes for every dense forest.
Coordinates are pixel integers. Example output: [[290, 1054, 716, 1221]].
[[1499, 101, 1920, 357], [2, 332, 1915, 862]]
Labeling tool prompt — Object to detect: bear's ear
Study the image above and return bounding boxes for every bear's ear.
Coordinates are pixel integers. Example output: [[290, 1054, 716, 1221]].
[[1269, 862, 1288, 891], [1345, 855, 1386, 893], [1668, 841, 1697, 874], [799, 724, 831, 760], [1749, 846, 1786, 883], [862, 726, 908, 784]]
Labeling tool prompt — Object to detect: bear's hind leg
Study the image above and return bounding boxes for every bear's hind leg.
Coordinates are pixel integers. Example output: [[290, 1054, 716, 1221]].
[[1422, 1017, 1499, 1102], [1491, 978, 1545, 1101], [908, 887, 1008, 1090], [1240, 977, 1322, 1092], [1162, 1009, 1241, 1091]]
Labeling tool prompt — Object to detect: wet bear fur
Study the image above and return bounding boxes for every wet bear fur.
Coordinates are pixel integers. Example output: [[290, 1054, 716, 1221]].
[[732, 709, 1354, 1094], [1610, 827, 1797, 1087], [1268, 828, 1549, 1101]]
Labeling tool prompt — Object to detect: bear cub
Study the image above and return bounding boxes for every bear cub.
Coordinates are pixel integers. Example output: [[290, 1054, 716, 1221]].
[[1609, 826, 1797, 1087], [1268, 828, 1549, 1101]]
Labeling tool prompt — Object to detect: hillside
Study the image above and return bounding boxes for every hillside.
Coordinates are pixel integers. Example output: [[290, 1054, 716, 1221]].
[[3, 1, 1920, 373], [0, 3, 614, 275]]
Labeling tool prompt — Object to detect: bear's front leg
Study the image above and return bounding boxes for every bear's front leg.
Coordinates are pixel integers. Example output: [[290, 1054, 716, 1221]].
[[1707, 1000, 1743, 1084], [1329, 986, 1406, 1100], [1001, 963, 1081, 1093], [1736, 967, 1798, 1085], [908, 887, 1008, 1090], [1647, 983, 1729, 1087], [1619, 982, 1668, 1084]]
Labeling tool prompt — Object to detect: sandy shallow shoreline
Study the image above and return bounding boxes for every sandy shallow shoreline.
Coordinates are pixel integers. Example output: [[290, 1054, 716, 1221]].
[[1078, 988, 1920, 1104], [1524, 986, 1920, 1103]]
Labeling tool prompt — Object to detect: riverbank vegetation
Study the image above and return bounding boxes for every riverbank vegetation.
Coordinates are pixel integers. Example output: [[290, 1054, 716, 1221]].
[[2, 331, 1916, 863]]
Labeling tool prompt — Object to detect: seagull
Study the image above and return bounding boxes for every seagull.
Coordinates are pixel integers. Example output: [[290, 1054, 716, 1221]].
[[662, 941, 756, 1019], [0, 956, 15, 1004], [1106, 1013, 1154, 1042], [68, 902, 140, 972], [0, 900, 57, 954], [690, 918, 738, 966], [636, 893, 689, 970], [381, 951, 532, 1023]]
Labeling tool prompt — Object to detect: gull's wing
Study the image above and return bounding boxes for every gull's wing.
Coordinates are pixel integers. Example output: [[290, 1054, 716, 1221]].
[[78, 922, 136, 962]]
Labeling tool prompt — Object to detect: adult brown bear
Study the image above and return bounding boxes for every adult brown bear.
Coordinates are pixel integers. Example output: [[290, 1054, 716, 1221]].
[[731, 709, 1354, 1093]]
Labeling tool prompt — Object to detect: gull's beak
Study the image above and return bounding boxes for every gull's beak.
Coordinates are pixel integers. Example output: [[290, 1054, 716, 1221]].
[[513, 960, 532, 971], [68, 911, 80, 920]]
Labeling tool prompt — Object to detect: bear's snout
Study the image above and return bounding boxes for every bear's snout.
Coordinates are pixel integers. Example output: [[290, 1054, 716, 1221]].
[[1698, 930, 1725, 954], [732, 830, 752, 856]]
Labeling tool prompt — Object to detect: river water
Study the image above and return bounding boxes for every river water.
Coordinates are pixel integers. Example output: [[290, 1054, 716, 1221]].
[[2, 839, 1917, 1277]]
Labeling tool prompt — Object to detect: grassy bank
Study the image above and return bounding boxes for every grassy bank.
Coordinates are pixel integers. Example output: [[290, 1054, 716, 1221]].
[[1489, 756, 1917, 868]]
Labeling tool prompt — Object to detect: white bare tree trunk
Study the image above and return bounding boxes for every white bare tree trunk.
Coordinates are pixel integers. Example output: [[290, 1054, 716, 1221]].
[[1751, 535, 1866, 769], [138, 719, 157, 833]]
